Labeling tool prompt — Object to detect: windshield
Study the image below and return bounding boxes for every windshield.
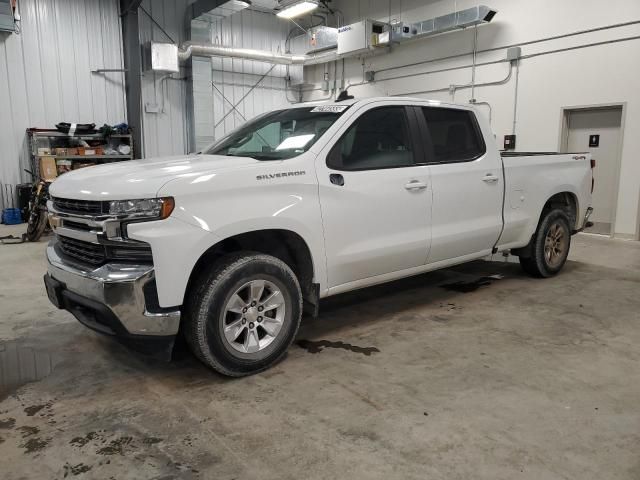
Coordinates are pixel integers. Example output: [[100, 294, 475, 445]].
[[205, 107, 346, 160]]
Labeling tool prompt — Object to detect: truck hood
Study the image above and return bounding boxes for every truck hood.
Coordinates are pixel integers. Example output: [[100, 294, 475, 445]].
[[49, 154, 260, 200]]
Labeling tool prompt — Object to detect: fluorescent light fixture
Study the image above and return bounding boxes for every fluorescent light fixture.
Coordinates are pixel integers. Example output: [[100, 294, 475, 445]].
[[277, 1, 318, 19]]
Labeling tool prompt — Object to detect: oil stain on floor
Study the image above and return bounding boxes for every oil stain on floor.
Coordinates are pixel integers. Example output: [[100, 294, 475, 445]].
[[439, 274, 504, 293], [297, 339, 380, 356]]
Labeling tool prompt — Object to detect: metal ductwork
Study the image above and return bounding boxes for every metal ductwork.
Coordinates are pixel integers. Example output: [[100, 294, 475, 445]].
[[176, 4, 496, 67], [411, 5, 497, 38], [178, 42, 339, 65]]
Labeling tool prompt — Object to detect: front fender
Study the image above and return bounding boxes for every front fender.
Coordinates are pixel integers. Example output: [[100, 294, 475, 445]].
[[153, 159, 327, 304]]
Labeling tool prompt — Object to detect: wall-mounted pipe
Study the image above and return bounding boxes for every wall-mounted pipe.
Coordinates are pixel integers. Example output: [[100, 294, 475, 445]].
[[396, 61, 513, 97], [178, 41, 340, 66]]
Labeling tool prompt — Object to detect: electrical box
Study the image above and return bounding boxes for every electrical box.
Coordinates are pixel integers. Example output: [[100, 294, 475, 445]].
[[290, 26, 338, 55], [145, 42, 179, 73], [0, 0, 15, 33], [337, 19, 388, 56], [504, 134, 516, 150], [506, 46, 521, 62]]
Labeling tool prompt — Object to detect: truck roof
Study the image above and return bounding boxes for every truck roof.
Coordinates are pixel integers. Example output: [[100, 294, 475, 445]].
[[290, 96, 464, 110]]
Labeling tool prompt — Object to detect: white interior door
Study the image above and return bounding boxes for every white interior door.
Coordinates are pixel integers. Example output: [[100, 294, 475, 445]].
[[565, 108, 622, 235]]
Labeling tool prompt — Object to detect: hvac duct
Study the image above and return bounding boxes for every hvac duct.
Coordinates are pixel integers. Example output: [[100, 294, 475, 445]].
[[177, 42, 339, 65], [411, 5, 497, 38], [176, 5, 496, 67]]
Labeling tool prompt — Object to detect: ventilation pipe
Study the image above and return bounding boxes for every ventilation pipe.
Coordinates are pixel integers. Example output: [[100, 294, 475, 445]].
[[177, 42, 339, 65]]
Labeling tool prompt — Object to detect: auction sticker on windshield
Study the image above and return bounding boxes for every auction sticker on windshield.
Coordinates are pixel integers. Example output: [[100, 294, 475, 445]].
[[310, 105, 349, 113]]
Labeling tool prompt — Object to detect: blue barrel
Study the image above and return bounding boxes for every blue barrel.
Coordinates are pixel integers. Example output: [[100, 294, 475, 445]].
[[2, 208, 23, 225]]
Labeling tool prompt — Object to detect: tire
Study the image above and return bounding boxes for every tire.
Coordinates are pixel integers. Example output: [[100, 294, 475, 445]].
[[518, 208, 572, 278], [26, 207, 47, 242], [184, 252, 302, 377]]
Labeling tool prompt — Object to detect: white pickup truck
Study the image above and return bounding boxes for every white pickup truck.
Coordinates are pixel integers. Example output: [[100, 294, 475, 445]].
[[44, 97, 594, 376]]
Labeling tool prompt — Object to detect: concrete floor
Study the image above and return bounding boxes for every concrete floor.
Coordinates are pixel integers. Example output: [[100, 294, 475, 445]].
[[1, 224, 639, 480]]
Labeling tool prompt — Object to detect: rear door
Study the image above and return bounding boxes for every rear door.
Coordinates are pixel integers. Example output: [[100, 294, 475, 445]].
[[417, 106, 503, 263], [316, 103, 432, 289]]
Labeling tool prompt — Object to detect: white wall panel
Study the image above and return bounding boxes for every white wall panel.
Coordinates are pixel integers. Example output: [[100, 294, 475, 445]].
[[308, 0, 640, 238], [193, 8, 292, 151], [138, 0, 192, 158], [0, 0, 126, 200]]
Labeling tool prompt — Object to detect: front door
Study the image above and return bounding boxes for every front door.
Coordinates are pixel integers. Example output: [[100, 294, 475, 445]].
[[316, 105, 432, 290]]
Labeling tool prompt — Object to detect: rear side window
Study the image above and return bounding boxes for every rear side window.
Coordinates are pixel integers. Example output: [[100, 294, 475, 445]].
[[327, 107, 414, 171], [421, 107, 485, 163]]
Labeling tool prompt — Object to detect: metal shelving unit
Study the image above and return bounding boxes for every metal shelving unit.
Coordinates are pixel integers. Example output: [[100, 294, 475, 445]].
[[27, 128, 134, 178]]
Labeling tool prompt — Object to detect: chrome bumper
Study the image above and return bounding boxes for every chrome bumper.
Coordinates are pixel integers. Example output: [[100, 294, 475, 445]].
[[46, 240, 180, 336]]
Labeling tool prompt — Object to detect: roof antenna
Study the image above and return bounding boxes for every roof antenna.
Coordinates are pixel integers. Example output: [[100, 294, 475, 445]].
[[336, 89, 354, 102]]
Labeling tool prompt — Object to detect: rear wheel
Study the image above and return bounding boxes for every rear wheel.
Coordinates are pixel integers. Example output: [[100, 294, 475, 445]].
[[518, 209, 571, 278], [184, 252, 302, 377]]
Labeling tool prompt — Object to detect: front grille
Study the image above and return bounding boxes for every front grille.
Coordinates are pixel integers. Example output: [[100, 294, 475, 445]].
[[53, 197, 106, 216], [58, 236, 107, 266], [62, 219, 94, 231]]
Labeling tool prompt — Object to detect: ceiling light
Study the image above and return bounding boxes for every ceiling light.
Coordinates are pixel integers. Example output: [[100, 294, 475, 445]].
[[277, 1, 318, 19]]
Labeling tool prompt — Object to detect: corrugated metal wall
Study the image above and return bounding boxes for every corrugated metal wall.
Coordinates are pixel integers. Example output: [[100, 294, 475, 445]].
[[192, 9, 293, 152], [138, 0, 192, 158], [0, 0, 126, 195]]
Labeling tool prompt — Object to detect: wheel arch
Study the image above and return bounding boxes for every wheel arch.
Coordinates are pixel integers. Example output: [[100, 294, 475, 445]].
[[185, 229, 319, 316], [541, 191, 579, 230]]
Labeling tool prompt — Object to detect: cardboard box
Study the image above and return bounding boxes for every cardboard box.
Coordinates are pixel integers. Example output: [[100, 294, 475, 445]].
[[39, 156, 58, 181], [67, 147, 79, 156], [54, 148, 68, 156], [37, 147, 51, 156]]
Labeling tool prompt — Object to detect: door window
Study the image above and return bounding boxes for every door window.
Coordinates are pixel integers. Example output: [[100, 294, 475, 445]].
[[327, 107, 415, 171], [421, 107, 485, 163]]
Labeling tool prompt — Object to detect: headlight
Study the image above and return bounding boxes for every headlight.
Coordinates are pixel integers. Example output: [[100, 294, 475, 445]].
[[109, 197, 175, 219]]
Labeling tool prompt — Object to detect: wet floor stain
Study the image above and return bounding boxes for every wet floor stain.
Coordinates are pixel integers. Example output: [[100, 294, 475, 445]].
[[20, 436, 50, 454], [70, 431, 102, 448], [439, 274, 503, 293], [297, 340, 380, 356], [142, 436, 163, 445], [0, 340, 63, 401], [97, 436, 134, 456], [17, 425, 39, 438], [63, 463, 92, 477], [0, 417, 16, 429]]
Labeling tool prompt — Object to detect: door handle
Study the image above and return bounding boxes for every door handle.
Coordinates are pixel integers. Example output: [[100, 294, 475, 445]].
[[329, 173, 344, 186], [405, 180, 428, 191], [482, 174, 500, 183]]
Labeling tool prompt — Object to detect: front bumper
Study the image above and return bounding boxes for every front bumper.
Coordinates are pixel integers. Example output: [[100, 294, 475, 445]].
[[45, 240, 181, 358]]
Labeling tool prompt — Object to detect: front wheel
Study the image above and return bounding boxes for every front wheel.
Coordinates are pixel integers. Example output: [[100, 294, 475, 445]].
[[184, 252, 302, 377], [518, 208, 571, 278]]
